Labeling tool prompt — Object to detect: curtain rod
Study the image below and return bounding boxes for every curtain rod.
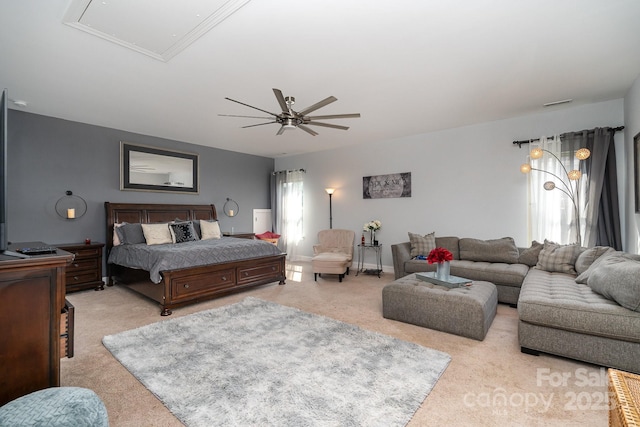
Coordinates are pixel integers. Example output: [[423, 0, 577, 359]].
[[512, 126, 624, 148], [272, 168, 306, 175]]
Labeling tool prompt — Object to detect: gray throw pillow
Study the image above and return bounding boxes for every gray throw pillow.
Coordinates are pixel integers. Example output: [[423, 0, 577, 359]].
[[408, 232, 436, 258], [116, 223, 146, 245], [535, 239, 581, 275], [587, 254, 640, 312], [459, 237, 519, 264], [575, 250, 620, 284], [518, 240, 543, 267], [575, 246, 615, 276]]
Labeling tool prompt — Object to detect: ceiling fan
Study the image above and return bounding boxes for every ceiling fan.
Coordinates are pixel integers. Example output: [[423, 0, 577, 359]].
[[220, 88, 360, 136]]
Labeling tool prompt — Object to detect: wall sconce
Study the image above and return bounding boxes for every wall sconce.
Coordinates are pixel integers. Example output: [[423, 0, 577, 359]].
[[55, 190, 87, 220], [520, 147, 590, 244], [223, 197, 239, 217], [325, 188, 335, 229]]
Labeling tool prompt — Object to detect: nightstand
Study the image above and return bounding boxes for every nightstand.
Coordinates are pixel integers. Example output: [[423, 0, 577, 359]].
[[55, 242, 105, 292], [222, 231, 255, 239]]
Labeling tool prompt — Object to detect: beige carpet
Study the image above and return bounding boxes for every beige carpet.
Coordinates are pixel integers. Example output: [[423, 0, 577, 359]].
[[62, 262, 608, 426]]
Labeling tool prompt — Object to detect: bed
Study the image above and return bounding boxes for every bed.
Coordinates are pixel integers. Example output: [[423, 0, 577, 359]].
[[105, 202, 286, 316]]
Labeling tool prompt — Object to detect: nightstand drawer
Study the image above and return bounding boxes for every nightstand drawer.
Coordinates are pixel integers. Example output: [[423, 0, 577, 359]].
[[67, 257, 99, 272], [68, 247, 101, 259], [67, 270, 100, 285]]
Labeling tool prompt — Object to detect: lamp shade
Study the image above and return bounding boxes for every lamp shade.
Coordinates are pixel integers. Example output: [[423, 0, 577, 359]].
[[530, 147, 544, 159], [520, 163, 532, 173], [575, 148, 591, 160], [325, 188, 335, 195], [568, 170, 581, 180], [543, 181, 556, 191]]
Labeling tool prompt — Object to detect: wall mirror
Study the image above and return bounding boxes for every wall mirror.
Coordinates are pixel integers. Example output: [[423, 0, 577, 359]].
[[120, 142, 199, 193]]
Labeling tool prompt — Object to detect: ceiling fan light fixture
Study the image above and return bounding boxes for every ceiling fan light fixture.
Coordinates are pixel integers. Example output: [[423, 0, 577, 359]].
[[283, 118, 296, 129]]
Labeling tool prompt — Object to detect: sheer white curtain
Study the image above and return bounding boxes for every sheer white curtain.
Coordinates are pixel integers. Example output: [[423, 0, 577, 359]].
[[271, 169, 305, 260], [528, 136, 586, 245]]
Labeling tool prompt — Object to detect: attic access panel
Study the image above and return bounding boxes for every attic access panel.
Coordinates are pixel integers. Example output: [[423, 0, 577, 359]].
[[63, 0, 251, 61]]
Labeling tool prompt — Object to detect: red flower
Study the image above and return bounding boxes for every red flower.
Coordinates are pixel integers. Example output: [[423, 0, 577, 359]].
[[427, 247, 453, 264]]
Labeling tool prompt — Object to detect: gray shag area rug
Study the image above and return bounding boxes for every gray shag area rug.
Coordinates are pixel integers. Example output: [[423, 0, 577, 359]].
[[102, 297, 451, 426]]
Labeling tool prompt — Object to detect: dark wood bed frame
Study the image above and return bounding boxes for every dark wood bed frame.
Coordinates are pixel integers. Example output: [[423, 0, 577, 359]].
[[105, 202, 286, 316]]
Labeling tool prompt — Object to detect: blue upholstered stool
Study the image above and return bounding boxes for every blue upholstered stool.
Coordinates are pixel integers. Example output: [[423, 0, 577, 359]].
[[0, 387, 108, 426]]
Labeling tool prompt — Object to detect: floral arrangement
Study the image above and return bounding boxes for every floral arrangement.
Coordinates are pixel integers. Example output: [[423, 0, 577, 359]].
[[427, 247, 453, 264], [363, 220, 382, 232]]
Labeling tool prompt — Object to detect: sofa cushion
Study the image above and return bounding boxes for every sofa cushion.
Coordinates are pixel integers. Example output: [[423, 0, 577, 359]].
[[575, 246, 614, 275], [459, 237, 519, 264], [408, 232, 436, 258], [535, 240, 582, 275], [518, 241, 543, 267], [588, 254, 640, 312], [450, 260, 529, 287], [434, 236, 460, 260], [519, 268, 640, 343]]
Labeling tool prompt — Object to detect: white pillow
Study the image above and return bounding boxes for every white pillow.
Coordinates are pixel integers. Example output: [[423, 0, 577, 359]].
[[200, 220, 221, 240], [113, 222, 124, 246], [141, 223, 173, 245]]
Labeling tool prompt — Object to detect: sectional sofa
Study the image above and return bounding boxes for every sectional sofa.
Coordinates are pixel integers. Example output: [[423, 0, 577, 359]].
[[391, 234, 640, 374]]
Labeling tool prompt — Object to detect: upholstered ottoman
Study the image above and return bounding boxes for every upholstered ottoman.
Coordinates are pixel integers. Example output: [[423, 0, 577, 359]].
[[312, 252, 349, 282], [382, 274, 498, 340], [0, 387, 109, 426]]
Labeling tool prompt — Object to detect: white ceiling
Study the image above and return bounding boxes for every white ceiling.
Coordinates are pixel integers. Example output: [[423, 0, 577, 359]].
[[1, 0, 640, 158]]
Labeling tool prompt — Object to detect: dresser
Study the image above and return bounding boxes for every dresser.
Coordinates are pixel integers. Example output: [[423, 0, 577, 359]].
[[0, 244, 74, 406], [55, 242, 105, 292]]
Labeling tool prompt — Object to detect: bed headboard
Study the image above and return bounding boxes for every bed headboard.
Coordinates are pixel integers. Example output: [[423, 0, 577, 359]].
[[104, 202, 217, 254]]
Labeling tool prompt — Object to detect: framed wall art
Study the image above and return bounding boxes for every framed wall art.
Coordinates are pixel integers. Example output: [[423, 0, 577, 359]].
[[120, 142, 199, 194], [363, 172, 411, 199]]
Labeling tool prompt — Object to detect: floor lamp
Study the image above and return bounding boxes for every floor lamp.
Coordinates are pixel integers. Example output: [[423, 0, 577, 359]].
[[325, 188, 335, 229]]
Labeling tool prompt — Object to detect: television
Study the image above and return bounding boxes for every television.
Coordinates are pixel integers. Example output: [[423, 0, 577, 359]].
[[0, 88, 7, 253]]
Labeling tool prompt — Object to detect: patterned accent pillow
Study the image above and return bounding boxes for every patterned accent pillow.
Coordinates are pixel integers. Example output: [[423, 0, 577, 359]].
[[535, 239, 581, 275], [408, 232, 436, 258], [200, 220, 221, 240], [169, 221, 199, 243], [141, 223, 173, 245]]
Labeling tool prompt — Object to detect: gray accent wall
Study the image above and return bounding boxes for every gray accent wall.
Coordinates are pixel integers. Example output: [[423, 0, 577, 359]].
[[7, 110, 273, 247]]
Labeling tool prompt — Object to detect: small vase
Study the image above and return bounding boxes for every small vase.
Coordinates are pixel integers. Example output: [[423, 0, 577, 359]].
[[370, 230, 375, 245], [436, 261, 450, 280]]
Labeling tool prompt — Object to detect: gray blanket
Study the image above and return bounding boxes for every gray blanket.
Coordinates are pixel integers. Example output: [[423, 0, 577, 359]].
[[108, 237, 283, 283]]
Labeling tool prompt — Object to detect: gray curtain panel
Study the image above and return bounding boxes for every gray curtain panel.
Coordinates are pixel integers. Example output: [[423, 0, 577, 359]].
[[561, 128, 622, 249]]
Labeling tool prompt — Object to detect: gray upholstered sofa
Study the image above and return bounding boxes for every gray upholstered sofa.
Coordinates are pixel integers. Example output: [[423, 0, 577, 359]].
[[391, 236, 532, 305], [391, 235, 640, 374]]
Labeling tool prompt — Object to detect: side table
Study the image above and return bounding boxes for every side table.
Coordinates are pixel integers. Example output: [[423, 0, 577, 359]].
[[356, 244, 382, 277], [222, 231, 255, 239], [54, 242, 105, 292]]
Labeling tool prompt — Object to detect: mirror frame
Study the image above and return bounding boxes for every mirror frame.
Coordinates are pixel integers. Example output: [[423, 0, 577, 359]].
[[120, 142, 199, 194]]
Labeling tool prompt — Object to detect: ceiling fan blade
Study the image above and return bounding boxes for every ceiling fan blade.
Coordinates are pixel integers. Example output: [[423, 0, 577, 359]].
[[219, 114, 273, 119], [304, 121, 349, 131], [276, 126, 286, 136], [306, 113, 361, 120], [225, 97, 279, 117], [241, 121, 277, 129], [297, 96, 338, 116], [297, 125, 319, 136], [272, 88, 289, 113]]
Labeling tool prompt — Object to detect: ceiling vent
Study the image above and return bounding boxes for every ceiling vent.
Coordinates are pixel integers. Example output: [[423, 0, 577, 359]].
[[63, 0, 251, 62]]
